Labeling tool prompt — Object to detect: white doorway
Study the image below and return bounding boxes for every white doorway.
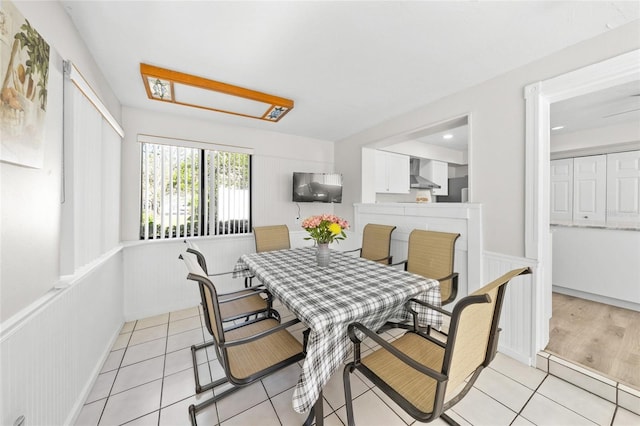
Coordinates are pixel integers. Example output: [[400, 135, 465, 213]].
[[524, 49, 640, 360]]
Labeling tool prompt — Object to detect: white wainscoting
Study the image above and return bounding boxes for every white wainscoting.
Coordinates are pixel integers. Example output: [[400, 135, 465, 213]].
[[0, 249, 123, 426], [122, 230, 356, 321], [484, 251, 539, 365], [123, 235, 255, 321]]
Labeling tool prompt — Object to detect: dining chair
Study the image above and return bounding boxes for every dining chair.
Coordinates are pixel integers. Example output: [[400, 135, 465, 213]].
[[248, 225, 291, 287], [253, 224, 291, 252], [401, 229, 461, 305], [179, 252, 306, 426], [381, 230, 460, 332], [344, 224, 397, 264], [343, 267, 532, 426], [180, 244, 276, 393], [184, 240, 272, 321]]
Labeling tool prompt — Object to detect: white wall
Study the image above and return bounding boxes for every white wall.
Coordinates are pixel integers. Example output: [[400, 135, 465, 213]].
[[334, 20, 640, 257], [120, 107, 335, 242], [1, 0, 122, 322], [1, 2, 125, 425], [1, 251, 124, 426]]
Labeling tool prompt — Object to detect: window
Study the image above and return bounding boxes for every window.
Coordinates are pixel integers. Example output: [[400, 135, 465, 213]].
[[140, 139, 251, 239]]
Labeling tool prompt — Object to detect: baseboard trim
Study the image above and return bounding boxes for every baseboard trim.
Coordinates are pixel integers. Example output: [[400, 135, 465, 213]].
[[553, 285, 640, 312]]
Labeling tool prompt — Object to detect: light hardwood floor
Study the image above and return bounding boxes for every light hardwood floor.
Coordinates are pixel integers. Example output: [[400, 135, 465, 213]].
[[547, 292, 640, 389]]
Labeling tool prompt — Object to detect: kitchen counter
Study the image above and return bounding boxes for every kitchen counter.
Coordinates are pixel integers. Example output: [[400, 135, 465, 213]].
[[551, 223, 639, 232], [551, 225, 640, 310]]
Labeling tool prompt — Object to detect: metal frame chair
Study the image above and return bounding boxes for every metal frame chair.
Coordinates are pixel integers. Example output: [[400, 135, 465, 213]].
[[398, 229, 461, 305], [343, 267, 531, 425], [253, 224, 291, 253], [381, 230, 460, 332], [180, 242, 277, 394], [248, 225, 291, 287], [180, 252, 306, 426], [344, 224, 397, 264]]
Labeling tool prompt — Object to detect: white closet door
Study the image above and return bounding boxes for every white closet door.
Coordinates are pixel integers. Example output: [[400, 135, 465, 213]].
[[573, 155, 606, 226], [607, 150, 640, 227], [550, 158, 573, 224]]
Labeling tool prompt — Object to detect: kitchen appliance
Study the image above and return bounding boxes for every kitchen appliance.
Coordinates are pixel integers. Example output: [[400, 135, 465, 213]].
[[409, 158, 441, 189]]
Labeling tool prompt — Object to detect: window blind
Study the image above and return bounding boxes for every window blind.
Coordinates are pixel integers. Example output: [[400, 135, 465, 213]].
[[60, 62, 123, 276]]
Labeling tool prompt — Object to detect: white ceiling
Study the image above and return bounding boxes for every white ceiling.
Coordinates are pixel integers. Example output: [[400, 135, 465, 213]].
[[551, 79, 640, 135], [61, 1, 640, 142], [414, 124, 469, 151]]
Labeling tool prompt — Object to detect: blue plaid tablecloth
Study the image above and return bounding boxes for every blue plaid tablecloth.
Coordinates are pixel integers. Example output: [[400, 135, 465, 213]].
[[232, 246, 441, 414]]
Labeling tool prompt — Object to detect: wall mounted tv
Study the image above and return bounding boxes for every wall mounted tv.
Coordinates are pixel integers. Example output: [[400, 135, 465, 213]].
[[292, 172, 343, 203]]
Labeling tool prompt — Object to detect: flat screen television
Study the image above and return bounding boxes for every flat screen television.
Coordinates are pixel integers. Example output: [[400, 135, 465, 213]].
[[292, 172, 343, 203]]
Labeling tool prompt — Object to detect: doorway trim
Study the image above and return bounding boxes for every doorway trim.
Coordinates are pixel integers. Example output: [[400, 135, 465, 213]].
[[524, 49, 640, 359]]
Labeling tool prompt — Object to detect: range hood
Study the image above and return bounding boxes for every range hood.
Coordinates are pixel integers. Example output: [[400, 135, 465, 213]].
[[409, 158, 441, 189]]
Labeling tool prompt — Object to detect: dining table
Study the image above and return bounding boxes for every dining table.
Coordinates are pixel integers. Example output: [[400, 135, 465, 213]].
[[232, 246, 442, 423]]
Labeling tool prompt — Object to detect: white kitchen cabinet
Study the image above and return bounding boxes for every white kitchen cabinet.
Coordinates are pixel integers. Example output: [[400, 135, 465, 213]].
[[550, 158, 573, 224], [422, 160, 449, 196], [607, 150, 640, 227], [374, 150, 410, 194], [572, 155, 606, 226]]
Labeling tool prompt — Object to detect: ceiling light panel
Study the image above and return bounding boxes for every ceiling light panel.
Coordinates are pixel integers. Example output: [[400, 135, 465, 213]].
[[174, 83, 270, 117], [140, 63, 293, 122]]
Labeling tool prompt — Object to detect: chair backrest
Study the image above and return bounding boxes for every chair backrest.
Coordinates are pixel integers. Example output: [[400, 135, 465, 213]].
[[253, 225, 291, 252], [443, 267, 530, 399], [183, 242, 217, 336], [179, 252, 224, 344], [360, 224, 396, 263], [185, 240, 209, 273], [406, 230, 460, 302]]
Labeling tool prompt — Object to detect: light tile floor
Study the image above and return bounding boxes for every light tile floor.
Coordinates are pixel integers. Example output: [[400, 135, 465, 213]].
[[75, 303, 640, 426]]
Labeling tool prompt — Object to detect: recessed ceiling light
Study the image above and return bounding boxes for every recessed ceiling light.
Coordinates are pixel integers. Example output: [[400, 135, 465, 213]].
[[443, 134, 453, 140], [551, 125, 565, 131]]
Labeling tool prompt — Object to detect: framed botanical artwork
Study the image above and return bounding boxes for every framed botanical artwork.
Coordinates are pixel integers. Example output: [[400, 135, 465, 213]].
[[0, 0, 50, 168]]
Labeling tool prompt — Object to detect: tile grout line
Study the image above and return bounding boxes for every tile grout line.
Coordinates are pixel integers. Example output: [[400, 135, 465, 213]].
[[528, 376, 607, 426], [96, 320, 137, 426], [610, 405, 618, 426], [262, 379, 286, 425], [107, 319, 170, 425], [509, 371, 549, 425], [155, 314, 172, 426]]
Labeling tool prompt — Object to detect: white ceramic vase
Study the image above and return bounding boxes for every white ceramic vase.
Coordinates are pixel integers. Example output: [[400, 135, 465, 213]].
[[316, 243, 330, 267]]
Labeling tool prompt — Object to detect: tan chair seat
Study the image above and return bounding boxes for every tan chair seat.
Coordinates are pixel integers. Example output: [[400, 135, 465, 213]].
[[226, 318, 303, 380], [219, 291, 268, 319], [362, 333, 444, 413]]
